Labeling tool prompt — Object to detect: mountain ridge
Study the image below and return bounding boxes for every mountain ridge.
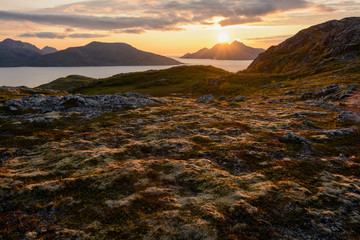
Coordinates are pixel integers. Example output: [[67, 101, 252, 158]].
[[0, 39, 181, 67], [246, 17, 360, 74], [181, 41, 265, 60]]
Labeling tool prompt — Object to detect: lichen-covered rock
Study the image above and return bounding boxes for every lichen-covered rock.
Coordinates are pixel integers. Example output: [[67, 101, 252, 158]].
[[229, 96, 249, 102], [337, 111, 360, 123], [282, 132, 311, 145], [196, 94, 215, 103], [2, 92, 162, 119]]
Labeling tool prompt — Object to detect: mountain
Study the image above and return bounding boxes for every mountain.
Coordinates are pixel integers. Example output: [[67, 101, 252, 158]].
[[0, 38, 41, 67], [40, 46, 58, 55], [181, 41, 265, 60], [246, 17, 360, 74], [29, 42, 181, 67], [0, 39, 181, 67]]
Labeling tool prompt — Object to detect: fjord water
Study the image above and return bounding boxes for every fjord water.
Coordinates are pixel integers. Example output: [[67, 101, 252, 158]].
[[0, 58, 252, 88]]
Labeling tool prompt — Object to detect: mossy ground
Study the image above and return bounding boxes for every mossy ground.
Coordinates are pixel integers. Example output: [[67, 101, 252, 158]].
[[1, 71, 360, 239]]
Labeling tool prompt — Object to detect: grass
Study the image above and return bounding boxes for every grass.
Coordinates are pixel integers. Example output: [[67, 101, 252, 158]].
[[38, 75, 96, 91], [70, 65, 229, 97]]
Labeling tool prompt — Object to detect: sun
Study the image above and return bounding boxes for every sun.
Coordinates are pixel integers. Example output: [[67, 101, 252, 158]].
[[218, 33, 230, 43]]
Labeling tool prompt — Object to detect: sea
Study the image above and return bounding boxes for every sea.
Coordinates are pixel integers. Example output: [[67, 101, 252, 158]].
[[0, 57, 253, 88]]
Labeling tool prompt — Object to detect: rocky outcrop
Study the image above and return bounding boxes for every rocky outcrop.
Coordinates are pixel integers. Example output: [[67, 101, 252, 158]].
[[246, 17, 360, 73], [299, 84, 358, 101], [2, 92, 163, 119], [196, 94, 215, 103], [229, 96, 248, 102]]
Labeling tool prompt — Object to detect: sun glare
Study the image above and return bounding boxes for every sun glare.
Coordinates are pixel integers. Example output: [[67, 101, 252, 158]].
[[218, 33, 230, 43]]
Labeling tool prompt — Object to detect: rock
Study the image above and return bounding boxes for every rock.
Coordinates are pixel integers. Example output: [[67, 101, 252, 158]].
[[299, 92, 315, 100], [282, 132, 311, 145], [218, 96, 227, 101], [317, 127, 358, 136], [302, 120, 316, 128], [285, 90, 295, 95], [196, 94, 215, 103], [337, 111, 360, 123], [300, 84, 358, 102], [2, 92, 161, 119], [229, 97, 248, 102], [293, 113, 306, 119]]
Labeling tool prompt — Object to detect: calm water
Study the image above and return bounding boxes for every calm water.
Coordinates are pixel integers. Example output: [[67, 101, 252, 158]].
[[0, 58, 252, 88]]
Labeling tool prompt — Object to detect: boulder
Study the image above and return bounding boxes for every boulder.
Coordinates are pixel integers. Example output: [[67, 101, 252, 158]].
[[196, 94, 215, 103], [282, 132, 311, 145], [229, 97, 248, 102], [337, 111, 360, 123]]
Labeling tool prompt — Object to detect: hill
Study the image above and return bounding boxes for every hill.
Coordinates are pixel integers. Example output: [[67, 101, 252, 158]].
[[39, 65, 229, 96], [0, 39, 42, 67], [29, 42, 181, 67], [0, 39, 181, 67], [38, 75, 96, 92], [246, 17, 360, 74], [181, 41, 265, 60]]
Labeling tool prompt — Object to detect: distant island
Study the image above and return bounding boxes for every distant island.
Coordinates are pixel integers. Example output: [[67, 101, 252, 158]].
[[0, 39, 181, 67], [181, 41, 265, 60]]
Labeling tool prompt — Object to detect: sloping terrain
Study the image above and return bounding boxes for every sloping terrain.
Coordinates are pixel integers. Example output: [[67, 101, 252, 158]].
[[39, 75, 96, 92], [39, 65, 230, 96], [1, 79, 360, 239], [246, 17, 360, 74], [182, 41, 264, 60]]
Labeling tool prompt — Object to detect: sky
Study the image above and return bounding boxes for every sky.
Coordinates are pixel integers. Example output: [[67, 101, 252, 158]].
[[0, 0, 359, 56]]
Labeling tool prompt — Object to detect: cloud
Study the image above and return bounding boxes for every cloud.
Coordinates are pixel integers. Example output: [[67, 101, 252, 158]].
[[244, 35, 293, 41], [315, 4, 335, 13], [219, 16, 263, 26], [0, 10, 184, 31], [18, 31, 108, 39], [19, 32, 67, 39], [0, 0, 335, 33]]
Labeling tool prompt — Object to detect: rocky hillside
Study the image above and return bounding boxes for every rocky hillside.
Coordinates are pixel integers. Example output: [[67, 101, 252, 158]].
[[246, 17, 360, 74], [39, 65, 229, 96], [182, 41, 264, 60], [1, 80, 360, 239]]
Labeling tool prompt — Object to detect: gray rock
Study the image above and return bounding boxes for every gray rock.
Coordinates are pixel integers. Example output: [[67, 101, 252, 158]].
[[9, 106, 18, 111], [337, 111, 360, 123], [285, 90, 295, 95], [317, 127, 358, 136], [299, 92, 315, 100], [302, 120, 316, 128], [2, 92, 161, 119], [282, 132, 311, 145], [196, 94, 215, 103], [229, 97, 248, 102]]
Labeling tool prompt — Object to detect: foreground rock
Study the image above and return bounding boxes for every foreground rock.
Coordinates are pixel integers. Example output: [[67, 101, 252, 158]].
[[2, 92, 162, 119], [196, 94, 215, 103], [299, 84, 358, 101]]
